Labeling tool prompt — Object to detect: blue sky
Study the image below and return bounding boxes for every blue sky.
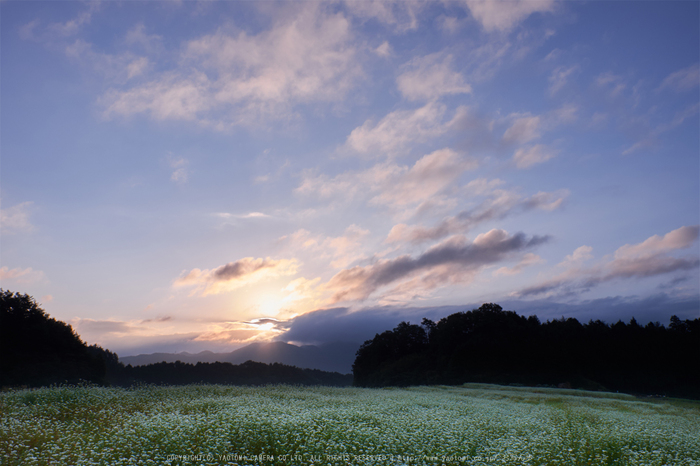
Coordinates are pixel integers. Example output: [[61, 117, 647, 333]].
[[1, 0, 698, 356]]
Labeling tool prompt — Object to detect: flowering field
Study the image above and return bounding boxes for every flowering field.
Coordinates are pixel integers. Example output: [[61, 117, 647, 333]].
[[1, 383, 699, 466]]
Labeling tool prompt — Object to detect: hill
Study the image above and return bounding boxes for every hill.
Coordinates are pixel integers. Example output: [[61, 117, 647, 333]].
[[120, 341, 359, 374]]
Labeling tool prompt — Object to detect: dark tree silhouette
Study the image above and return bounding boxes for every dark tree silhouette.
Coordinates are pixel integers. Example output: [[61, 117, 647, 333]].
[[353, 303, 700, 398], [0, 289, 106, 387]]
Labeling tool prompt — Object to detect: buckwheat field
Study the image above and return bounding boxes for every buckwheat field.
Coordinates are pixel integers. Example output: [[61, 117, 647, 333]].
[[2, 384, 698, 466]]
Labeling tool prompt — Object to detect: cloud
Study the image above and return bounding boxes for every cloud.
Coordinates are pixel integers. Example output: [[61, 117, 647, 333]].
[[48, 3, 100, 37], [502, 114, 541, 144], [659, 63, 699, 92], [102, 4, 361, 127], [374, 41, 392, 57], [281, 225, 370, 269], [0, 266, 45, 284], [595, 71, 626, 97], [343, 0, 424, 32], [344, 101, 467, 156], [548, 65, 578, 96], [512, 144, 558, 168], [396, 53, 472, 101], [297, 148, 476, 211], [493, 253, 544, 276], [326, 229, 550, 302], [501, 105, 577, 152], [516, 225, 700, 298], [386, 184, 568, 244], [559, 245, 593, 267], [622, 103, 699, 155], [370, 148, 477, 207], [215, 212, 271, 220], [464, 0, 556, 33], [166, 155, 189, 183], [0, 201, 34, 234], [173, 257, 298, 296], [124, 23, 164, 55]]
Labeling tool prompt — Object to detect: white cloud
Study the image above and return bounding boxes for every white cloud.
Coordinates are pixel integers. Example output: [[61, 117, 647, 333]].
[[659, 63, 699, 92], [548, 65, 578, 96], [124, 23, 163, 54], [343, 0, 424, 32], [297, 148, 477, 211], [344, 101, 467, 156], [464, 0, 556, 33], [371, 148, 477, 207], [48, 3, 100, 37], [512, 144, 558, 169], [595, 71, 626, 97], [103, 72, 212, 121], [282, 225, 370, 269], [623, 103, 700, 155], [167, 156, 189, 183], [614, 226, 699, 260], [374, 41, 392, 57], [0, 266, 45, 284], [559, 245, 593, 267], [102, 5, 361, 127], [396, 53, 472, 101], [0, 201, 34, 234], [503, 114, 541, 144]]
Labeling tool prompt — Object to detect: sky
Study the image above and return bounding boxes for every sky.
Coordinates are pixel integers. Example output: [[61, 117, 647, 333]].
[[1, 0, 699, 356]]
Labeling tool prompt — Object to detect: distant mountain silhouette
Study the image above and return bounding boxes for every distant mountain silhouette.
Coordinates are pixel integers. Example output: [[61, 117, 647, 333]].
[[120, 341, 359, 374]]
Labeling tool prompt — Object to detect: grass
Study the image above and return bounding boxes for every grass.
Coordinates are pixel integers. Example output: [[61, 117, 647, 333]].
[[1, 383, 699, 465]]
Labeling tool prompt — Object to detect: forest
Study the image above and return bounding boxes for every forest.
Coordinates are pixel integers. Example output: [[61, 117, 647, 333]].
[[352, 303, 700, 398], [2, 289, 698, 397]]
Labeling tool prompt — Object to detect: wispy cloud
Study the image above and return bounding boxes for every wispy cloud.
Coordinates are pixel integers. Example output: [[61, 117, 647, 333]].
[[102, 4, 361, 128], [622, 103, 700, 155], [48, 3, 100, 37], [343, 0, 425, 33], [396, 53, 471, 101], [659, 63, 699, 92], [215, 212, 271, 220], [548, 65, 578, 96], [463, 0, 556, 33], [502, 114, 542, 144], [386, 183, 568, 244], [0, 201, 34, 234], [516, 225, 700, 298], [0, 266, 45, 284], [281, 225, 370, 269], [512, 144, 558, 169], [344, 102, 467, 156], [297, 148, 477, 213], [166, 155, 189, 183], [493, 253, 544, 276]]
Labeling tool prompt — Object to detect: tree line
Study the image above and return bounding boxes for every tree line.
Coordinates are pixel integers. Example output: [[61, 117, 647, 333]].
[[352, 303, 700, 398], [0, 290, 351, 388]]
